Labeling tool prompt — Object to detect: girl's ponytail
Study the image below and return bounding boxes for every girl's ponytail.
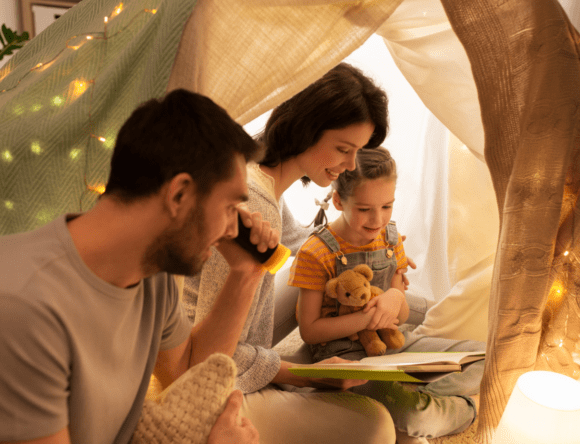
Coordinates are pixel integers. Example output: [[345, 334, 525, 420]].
[[311, 191, 333, 227]]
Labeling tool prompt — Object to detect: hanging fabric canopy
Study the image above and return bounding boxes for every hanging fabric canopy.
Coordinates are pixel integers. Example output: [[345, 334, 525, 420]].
[[1, 0, 578, 442]]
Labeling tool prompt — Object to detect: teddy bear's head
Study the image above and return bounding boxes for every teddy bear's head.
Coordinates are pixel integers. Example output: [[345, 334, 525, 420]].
[[325, 264, 374, 307]]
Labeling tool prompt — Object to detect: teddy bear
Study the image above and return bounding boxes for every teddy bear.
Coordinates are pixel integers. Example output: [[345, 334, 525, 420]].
[[324, 264, 405, 357]]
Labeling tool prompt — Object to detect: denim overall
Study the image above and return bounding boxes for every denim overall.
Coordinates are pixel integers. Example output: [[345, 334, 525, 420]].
[[307, 222, 485, 437], [309, 221, 400, 363]]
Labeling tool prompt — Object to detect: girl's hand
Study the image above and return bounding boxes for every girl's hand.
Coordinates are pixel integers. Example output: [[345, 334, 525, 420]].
[[398, 235, 416, 289], [362, 290, 403, 330], [391, 271, 406, 293], [307, 357, 368, 390]]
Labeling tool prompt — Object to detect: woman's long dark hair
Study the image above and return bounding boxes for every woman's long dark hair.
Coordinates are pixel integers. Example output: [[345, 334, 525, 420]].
[[258, 63, 389, 185]]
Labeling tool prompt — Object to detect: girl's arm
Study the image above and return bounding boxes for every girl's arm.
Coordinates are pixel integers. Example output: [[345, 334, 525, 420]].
[[297, 288, 377, 344], [363, 272, 410, 330]]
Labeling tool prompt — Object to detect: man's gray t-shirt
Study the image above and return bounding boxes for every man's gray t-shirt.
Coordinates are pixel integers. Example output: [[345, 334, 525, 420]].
[[0, 215, 193, 443]]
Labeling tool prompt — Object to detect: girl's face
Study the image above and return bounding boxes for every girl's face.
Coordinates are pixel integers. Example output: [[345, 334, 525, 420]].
[[333, 177, 396, 246], [298, 122, 375, 187]]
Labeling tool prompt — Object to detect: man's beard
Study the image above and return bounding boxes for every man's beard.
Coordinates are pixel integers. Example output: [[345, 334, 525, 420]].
[[142, 204, 208, 277]]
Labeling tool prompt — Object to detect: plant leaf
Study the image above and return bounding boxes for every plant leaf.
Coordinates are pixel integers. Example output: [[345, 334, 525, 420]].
[[2, 24, 15, 44], [0, 24, 30, 61]]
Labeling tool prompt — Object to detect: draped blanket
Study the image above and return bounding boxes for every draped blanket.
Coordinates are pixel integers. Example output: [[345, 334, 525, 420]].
[[441, 0, 580, 441]]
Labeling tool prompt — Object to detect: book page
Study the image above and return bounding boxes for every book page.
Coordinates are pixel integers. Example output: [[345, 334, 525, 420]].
[[359, 351, 485, 367]]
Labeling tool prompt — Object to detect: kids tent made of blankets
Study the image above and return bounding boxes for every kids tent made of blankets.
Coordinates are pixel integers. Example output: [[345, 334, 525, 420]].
[[0, 0, 579, 442]]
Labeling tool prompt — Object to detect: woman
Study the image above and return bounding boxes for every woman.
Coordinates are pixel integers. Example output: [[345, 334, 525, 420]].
[[183, 63, 397, 444]]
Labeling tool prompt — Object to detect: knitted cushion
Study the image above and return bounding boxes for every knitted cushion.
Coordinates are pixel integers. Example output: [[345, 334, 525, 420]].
[[131, 353, 237, 444]]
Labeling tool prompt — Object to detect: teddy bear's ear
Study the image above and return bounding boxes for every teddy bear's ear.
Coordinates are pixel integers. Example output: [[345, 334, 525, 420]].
[[325, 278, 340, 299], [353, 264, 373, 281]]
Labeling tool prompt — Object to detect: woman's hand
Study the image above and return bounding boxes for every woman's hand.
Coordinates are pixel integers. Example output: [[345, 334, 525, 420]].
[[303, 357, 368, 390], [362, 290, 403, 331], [273, 358, 367, 390]]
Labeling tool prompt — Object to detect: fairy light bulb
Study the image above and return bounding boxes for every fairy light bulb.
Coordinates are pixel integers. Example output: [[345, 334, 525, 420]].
[[30, 141, 43, 154], [564, 251, 569, 257], [1, 150, 13, 162], [111, 3, 124, 18], [88, 184, 106, 194]]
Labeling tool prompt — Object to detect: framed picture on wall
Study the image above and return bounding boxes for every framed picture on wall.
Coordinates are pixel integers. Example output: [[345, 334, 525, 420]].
[[19, 0, 81, 37]]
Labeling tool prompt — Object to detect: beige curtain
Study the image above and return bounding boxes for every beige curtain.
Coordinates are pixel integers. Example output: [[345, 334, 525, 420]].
[[166, 0, 403, 123], [440, 0, 580, 441]]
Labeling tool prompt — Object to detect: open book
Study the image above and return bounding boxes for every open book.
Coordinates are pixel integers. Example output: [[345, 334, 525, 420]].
[[289, 351, 485, 383]]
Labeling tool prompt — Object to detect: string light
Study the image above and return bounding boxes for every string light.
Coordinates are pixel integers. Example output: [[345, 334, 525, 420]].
[[0, 2, 161, 211], [30, 141, 43, 155], [87, 183, 106, 195], [564, 250, 569, 257], [91, 134, 107, 143], [51, 95, 64, 106], [1, 150, 13, 162], [111, 3, 124, 18], [69, 149, 82, 160]]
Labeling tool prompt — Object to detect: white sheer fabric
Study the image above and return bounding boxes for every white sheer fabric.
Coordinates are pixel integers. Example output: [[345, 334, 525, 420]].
[[246, 2, 497, 343]]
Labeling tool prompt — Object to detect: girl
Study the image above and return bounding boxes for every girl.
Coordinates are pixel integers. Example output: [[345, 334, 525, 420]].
[[183, 63, 398, 443], [289, 147, 485, 441]]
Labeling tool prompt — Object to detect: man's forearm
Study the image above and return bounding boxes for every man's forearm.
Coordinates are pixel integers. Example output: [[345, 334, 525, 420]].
[[189, 269, 263, 367]]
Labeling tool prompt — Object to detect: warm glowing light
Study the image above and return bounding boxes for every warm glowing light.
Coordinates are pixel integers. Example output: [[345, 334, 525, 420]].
[[4, 201, 14, 210], [1, 150, 13, 162], [492, 371, 580, 444], [69, 149, 82, 160], [564, 251, 569, 257], [86, 35, 93, 40], [102, 136, 115, 149], [31, 103, 42, 112], [35, 63, 43, 69], [88, 184, 106, 194], [146, 8, 157, 14], [98, 136, 106, 143], [51, 95, 64, 106], [111, 3, 124, 18], [13, 105, 24, 116], [68, 79, 90, 101], [30, 141, 43, 155], [104, 16, 109, 23], [35, 209, 54, 224]]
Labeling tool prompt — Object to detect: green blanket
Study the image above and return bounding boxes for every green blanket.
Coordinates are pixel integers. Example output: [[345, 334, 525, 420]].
[[0, 0, 196, 235]]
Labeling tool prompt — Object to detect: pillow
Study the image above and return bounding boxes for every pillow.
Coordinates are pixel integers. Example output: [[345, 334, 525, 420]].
[[131, 353, 237, 444]]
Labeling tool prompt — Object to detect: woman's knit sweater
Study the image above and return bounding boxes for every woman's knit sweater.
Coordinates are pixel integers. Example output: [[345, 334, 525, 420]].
[[182, 164, 311, 394]]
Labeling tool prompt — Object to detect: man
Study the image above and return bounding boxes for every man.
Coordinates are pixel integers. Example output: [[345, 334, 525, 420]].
[[0, 89, 275, 443]]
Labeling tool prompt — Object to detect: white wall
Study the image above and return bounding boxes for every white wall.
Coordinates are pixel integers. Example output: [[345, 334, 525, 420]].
[[0, 0, 18, 30], [0, 0, 19, 68]]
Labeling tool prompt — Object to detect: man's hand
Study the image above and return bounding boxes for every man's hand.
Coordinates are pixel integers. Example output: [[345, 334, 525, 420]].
[[208, 390, 259, 444], [217, 205, 280, 274]]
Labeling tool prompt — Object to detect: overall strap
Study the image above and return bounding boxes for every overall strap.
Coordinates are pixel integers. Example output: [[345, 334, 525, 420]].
[[385, 221, 399, 246], [311, 225, 341, 253]]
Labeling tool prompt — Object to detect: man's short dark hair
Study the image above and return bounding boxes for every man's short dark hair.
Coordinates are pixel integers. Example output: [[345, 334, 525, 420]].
[[104, 89, 263, 201]]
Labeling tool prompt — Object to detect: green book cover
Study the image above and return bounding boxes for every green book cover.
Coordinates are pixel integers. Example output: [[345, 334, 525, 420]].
[[289, 351, 485, 383]]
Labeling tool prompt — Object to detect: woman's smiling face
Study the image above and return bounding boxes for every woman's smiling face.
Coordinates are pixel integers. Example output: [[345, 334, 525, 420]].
[[298, 122, 375, 187]]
